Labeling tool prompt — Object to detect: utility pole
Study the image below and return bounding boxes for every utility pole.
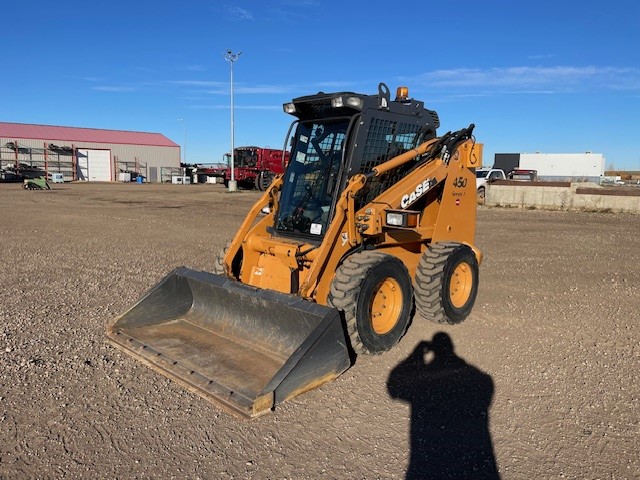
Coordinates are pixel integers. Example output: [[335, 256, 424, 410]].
[[177, 118, 187, 164], [224, 50, 242, 192]]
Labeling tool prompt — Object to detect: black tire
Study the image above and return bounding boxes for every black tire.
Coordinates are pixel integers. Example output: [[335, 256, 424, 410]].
[[477, 187, 485, 205], [414, 242, 479, 324], [213, 242, 242, 278], [254, 172, 273, 191], [212, 245, 228, 276], [329, 251, 413, 355]]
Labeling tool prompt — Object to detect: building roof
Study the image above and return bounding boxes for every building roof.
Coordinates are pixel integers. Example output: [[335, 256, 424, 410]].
[[0, 122, 179, 148]]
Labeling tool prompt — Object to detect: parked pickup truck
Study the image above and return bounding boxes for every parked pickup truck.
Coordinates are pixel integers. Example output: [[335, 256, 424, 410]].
[[475, 168, 506, 204], [508, 169, 538, 181]]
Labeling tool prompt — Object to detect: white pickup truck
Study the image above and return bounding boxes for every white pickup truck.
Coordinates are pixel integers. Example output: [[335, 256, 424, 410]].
[[475, 168, 506, 204]]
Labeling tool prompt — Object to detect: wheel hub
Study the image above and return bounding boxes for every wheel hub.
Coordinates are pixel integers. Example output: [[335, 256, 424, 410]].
[[370, 277, 403, 334], [449, 261, 473, 308]]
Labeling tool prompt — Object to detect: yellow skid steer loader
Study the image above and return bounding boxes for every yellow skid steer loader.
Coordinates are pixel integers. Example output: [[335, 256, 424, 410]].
[[107, 84, 483, 418]]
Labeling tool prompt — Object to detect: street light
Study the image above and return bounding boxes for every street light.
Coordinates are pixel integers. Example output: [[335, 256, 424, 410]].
[[224, 49, 242, 192], [177, 118, 187, 164]]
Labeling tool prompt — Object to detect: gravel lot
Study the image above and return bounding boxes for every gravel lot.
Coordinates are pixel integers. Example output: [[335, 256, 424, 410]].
[[1, 182, 638, 479]]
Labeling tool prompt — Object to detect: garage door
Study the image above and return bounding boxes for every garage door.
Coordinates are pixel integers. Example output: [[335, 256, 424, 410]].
[[77, 149, 111, 181]]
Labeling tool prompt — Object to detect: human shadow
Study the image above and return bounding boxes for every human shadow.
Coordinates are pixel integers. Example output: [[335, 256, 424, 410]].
[[387, 332, 499, 480]]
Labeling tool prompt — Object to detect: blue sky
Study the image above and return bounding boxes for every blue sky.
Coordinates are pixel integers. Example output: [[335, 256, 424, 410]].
[[2, 0, 639, 170]]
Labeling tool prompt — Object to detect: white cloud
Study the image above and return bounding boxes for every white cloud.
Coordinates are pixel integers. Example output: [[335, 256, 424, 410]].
[[528, 54, 557, 60], [312, 81, 358, 89], [171, 79, 361, 96], [190, 104, 282, 110], [404, 66, 640, 92], [227, 6, 254, 20], [236, 85, 291, 94], [197, 84, 293, 95], [93, 86, 135, 92], [200, 89, 228, 95], [184, 65, 208, 72], [279, 0, 320, 6], [170, 80, 227, 87]]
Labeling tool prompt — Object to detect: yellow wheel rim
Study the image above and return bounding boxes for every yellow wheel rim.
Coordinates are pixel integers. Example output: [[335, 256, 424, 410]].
[[449, 261, 473, 308], [370, 278, 403, 335]]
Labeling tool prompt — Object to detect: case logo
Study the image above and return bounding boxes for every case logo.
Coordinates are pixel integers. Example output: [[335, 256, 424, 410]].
[[401, 178, 436, 209]]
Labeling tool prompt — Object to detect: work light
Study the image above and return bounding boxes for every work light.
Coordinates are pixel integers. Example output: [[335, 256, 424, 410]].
[[386, 210, 419, 228]]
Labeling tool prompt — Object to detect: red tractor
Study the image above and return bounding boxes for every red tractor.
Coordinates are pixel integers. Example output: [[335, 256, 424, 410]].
[[224, 147, 289, 190]]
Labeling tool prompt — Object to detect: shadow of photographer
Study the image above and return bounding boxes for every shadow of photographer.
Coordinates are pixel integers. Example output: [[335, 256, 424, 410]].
[[387, 332, 499, 479]]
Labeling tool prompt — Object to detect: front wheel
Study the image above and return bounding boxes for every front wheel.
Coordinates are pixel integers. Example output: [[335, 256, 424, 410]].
[[213, 242, 243, 279], [477, 187, 486, 205], [254, 171, 273, 191], [329, 251, 413, 355], [413, 242, 479, 324], [212, 245, 228, 276]]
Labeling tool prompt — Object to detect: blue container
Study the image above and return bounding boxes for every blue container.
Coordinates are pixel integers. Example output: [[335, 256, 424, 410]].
[[136, 176, 143, 184]]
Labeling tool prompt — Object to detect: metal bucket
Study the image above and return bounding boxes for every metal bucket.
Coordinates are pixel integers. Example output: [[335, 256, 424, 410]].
[[107, 267, 351, 418]]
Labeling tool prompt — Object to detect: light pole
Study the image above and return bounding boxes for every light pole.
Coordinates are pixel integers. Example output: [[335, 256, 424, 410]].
[[177, 117, 189, 182], [177, 118, 187, 164], [224, 49, 241, 192]]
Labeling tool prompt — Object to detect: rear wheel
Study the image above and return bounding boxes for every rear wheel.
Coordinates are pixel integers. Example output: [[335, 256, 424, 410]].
[[329, 251, 413, 355], [414, 242, 479, 324]]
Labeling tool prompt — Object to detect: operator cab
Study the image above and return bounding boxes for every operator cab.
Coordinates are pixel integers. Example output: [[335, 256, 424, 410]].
[[234, 148, 257, 168], [276, 83, 440, 240]]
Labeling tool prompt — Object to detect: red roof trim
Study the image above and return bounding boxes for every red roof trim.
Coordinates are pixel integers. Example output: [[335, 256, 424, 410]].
[[0, 122, 179, 148]]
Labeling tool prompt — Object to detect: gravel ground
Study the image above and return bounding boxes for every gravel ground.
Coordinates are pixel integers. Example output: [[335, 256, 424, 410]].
[[1, 182, 638, 479]]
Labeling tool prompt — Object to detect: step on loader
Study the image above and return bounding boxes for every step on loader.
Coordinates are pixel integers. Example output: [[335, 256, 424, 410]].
[[107, 83, 483, 418]]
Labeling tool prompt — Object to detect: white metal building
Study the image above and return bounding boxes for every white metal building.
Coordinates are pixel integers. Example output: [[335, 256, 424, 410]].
[[0, 122, 180, 182], [520, 153, 604, 182], [495, 152, 605, 182]]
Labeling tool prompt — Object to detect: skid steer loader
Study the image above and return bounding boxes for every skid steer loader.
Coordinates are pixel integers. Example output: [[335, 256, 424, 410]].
[[107, 83, 483, 418]]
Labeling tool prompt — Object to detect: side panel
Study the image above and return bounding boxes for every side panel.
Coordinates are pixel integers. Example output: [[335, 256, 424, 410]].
[[519, 153, 605, 179], [260, 149, 286, 174], [432, 159, 477, 245]]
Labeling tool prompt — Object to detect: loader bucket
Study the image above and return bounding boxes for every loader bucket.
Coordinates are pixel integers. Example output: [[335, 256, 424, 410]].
[[106, 267, 351, 419]]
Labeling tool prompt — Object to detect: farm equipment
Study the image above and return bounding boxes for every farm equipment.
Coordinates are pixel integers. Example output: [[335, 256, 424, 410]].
[[224, 147, 290, 190], [107, 83, 483, 418], [23, 177, 51, 190]]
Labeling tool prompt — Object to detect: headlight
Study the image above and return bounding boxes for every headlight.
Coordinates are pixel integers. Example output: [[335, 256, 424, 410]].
[[345, 96, 364, 109], [331, 96, 344, 108], [386, 210, 419, 228], [332, 96, 363, 109], [283, 103, 296, 114]]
